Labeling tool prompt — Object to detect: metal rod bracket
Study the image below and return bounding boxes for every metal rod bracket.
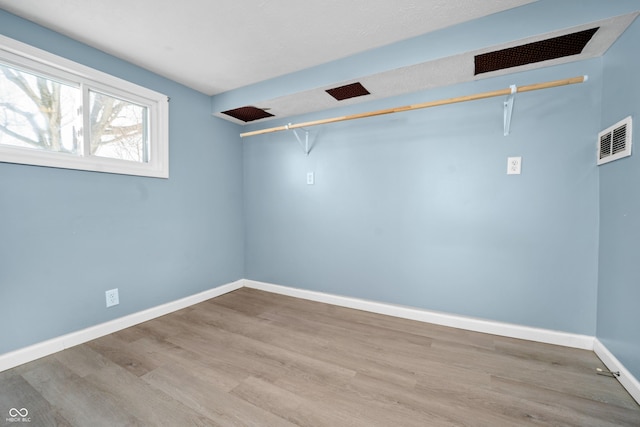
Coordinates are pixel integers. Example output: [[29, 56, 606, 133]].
[[504, 85, 517, 136], [291, 125, 312, 155]]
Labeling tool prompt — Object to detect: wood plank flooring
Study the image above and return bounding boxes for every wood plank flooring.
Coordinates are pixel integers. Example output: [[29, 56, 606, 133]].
[[1, 287, 639, 426]]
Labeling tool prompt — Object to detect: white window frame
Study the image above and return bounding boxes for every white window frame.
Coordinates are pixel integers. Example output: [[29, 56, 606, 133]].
[[0, 35, 169, 178]]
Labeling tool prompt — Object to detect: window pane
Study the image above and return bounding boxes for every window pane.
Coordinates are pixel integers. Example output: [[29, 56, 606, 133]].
[[89, 90, 148, 163], [0, 63, 81, 154]]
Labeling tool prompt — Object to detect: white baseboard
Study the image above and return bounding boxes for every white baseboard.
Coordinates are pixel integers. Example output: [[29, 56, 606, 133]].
[[594, 338, 640, 404], [243, 279, 595, 350], [243, 280, 640, 403], [0, 280, 243, 373], [4, 278, 637, 406]]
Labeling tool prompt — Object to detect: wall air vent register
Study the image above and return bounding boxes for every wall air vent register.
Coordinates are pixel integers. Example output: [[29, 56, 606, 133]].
[[597, 116, 632, 165]]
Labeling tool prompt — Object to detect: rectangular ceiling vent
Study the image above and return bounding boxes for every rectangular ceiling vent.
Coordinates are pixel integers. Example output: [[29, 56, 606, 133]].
[[221, 106, 274, 122], [474, 27, 599, 75], [597, 116, 632, 165], [326, 82, 371, 101]]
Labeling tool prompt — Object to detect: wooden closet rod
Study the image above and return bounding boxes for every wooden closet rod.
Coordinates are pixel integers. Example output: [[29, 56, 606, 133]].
[[240, 75, 587, 138]]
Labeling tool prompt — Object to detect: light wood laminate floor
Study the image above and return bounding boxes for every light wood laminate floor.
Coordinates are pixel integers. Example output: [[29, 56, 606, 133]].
[[1, 287, 639, 426]]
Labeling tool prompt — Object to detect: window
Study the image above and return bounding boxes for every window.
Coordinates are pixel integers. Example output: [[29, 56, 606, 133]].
[[0, 35, 168, 178]]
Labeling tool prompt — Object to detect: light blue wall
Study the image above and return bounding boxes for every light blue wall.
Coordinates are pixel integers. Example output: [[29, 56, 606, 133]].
[[240, 0, 640, 343], [0, 10, 244, 354], [243, 60, 602, 335], [3, 0, 640, 382], [240, 0, 640, 336], [598, 17, 640, 379]]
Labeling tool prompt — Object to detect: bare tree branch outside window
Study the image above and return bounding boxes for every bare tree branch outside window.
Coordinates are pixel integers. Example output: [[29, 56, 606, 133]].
[[0, 62, 147, 162]]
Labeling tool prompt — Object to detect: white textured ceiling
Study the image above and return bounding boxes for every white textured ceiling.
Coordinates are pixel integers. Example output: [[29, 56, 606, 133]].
[[0, 0, 536, 95]]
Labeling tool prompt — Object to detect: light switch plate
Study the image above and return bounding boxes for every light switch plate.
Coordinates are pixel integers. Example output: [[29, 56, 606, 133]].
[[306, 172, 314, 185]]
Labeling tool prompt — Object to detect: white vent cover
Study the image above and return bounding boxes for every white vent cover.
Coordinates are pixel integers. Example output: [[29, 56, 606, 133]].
[[597, 116, 632, 165]]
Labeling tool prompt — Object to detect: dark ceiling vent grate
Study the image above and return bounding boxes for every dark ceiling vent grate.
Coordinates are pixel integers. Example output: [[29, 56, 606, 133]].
[[221, 106, 274, 122], [474, 27, 599, 75], [326, 82, 371, 101]]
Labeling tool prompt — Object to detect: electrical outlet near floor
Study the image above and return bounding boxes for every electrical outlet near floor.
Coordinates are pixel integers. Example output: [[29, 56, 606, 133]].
[[105, 288, 119, 308]]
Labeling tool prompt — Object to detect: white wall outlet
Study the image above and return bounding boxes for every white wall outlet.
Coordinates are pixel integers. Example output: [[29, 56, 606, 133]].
[[306, 172, 315, 185], [507, 156, 522, 175], [105, 288, 119, 308]]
